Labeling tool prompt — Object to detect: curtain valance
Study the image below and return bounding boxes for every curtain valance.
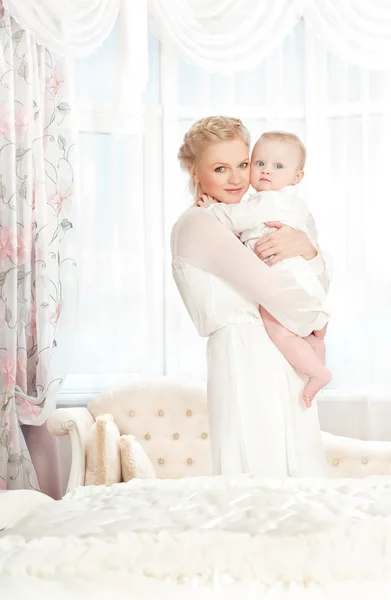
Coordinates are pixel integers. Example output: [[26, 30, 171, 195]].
[[3, 0, 120, 56]]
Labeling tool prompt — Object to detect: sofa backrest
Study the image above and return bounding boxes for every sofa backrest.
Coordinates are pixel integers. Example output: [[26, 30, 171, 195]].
[[88, 377, 211, 478], [88, 377, 391, 480]]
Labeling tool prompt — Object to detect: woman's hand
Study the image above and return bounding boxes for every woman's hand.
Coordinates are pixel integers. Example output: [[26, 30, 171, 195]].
[[254, 221, 317, 266]]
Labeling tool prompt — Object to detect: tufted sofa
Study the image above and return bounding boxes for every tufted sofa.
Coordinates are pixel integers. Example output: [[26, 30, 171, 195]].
[[47, 377, 391, 493]]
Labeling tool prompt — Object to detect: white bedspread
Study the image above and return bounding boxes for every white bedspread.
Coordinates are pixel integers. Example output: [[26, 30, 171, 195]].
[[2, 475, 391, 599]]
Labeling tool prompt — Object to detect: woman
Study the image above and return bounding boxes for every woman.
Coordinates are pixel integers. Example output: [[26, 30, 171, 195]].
[[171, 116, 331, 477]]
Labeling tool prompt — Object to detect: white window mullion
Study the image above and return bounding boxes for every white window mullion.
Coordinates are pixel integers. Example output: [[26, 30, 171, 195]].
[[199, 70, 210, 107], [225, 73, 235, 108], [143, 110, 165, 375], [360, 70, 371, 388], [123, 132, 148, 370], [304, 24, 320, 174], [160, 44, 180, 375]]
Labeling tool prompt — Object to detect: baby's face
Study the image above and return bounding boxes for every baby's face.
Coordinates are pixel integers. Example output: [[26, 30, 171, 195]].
[[250, 139, 303, 192]]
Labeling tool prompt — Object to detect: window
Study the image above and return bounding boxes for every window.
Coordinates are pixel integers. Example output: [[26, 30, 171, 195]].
[[65, 20, 391, 396]]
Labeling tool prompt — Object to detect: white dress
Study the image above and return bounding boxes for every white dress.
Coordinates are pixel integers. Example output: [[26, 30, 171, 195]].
[[171, 206, 331, 477]]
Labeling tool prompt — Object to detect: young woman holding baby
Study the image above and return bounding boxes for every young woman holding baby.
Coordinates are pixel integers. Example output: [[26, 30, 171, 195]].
[[171, 116, 331, 477]]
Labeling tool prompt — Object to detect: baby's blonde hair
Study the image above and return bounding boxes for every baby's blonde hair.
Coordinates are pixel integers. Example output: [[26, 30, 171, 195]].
[[178, 116, 251, 197], [256, 131, 306, 170]]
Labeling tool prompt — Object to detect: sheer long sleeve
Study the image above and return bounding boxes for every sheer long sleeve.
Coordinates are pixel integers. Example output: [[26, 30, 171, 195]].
[[312, 250, 333, 293], [305, 213, 333, 292], [209, 201, 333, 294], [171, 208, 329, 337]]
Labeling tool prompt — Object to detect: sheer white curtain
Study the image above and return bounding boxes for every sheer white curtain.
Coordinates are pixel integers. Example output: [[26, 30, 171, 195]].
[[64, 26, 162, 397], [3, 0, 120, 55], [163, 22, 391, 396], [149, 0, 391, 71], [64, 20, 391, 440], [304, 31, 391, 394]]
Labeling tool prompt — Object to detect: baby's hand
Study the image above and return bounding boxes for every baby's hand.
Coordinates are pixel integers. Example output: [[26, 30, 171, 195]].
[[197, 194, 217, 208]]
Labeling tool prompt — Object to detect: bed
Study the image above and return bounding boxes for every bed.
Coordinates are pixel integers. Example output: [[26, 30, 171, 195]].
[[2, 474, 391, 599], [2, 378, 391, 598]]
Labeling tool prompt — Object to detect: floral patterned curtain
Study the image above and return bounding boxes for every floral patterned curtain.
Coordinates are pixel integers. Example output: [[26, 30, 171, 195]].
[[0, 10, 76, 490]]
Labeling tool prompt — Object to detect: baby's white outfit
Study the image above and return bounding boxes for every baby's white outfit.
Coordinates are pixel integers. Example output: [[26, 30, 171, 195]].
[[207, 185, 331, 325]]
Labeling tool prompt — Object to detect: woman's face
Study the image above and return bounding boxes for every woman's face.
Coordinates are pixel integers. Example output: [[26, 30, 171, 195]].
[[194, 139, 250, 204]]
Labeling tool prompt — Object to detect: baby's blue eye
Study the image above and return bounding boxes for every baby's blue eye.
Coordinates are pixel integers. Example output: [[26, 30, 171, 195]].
[[257, 161, 264, 167], [275, 163, 283, 169]]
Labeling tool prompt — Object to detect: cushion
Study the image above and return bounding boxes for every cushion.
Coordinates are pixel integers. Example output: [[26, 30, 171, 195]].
[[119, 434, 157, 481], [87, 378, 210, 479], [85, 414, 121, 486]]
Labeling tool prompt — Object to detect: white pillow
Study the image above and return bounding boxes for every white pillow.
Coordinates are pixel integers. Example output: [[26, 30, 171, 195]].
[[85, 414, 121, 486], [0, 490, 55, 530], [119, 434, 157, 481]]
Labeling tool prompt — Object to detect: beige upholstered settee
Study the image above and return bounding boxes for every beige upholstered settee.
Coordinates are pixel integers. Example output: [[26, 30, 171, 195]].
[[48, 378, 391, 493]]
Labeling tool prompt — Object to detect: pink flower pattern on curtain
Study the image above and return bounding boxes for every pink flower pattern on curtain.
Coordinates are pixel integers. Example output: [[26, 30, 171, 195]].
[[0, 11, 76, 490]]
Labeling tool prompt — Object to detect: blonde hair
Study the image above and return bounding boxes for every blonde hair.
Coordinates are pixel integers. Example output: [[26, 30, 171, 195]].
[[257, 131, 306, 170], [178, 116, 251, 198]]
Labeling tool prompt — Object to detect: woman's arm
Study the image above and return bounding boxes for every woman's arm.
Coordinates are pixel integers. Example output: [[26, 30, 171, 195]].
[[172, 209, 329, 337], [305, 212, 333, 293], [307, 248, 332, 293]]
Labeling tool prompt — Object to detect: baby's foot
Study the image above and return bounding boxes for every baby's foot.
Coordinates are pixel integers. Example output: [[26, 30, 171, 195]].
[[197, 194, 217, 208], [303, 369, 332, 408]]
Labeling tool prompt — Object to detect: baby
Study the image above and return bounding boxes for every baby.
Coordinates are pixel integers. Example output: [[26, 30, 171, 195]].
[[197, 131, 331, 407]]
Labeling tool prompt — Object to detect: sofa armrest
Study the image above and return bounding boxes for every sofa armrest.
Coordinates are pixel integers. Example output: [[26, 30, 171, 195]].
[[322, 431, 391, 477], [47, 408, 95, 493]]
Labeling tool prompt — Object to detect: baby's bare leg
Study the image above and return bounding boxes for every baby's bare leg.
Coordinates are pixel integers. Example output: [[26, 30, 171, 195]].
[[304, 333, 326, 363], [259, 307, 331, 407]]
